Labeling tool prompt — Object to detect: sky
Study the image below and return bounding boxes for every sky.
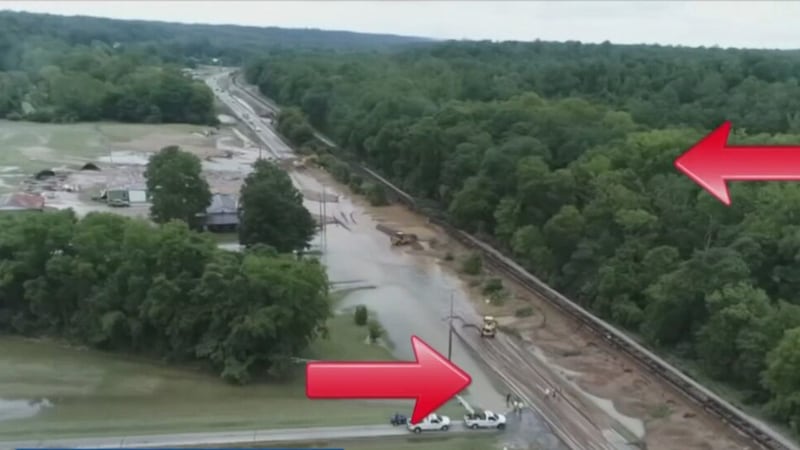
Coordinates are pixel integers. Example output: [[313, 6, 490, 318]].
[[3, 1, 800, 49]]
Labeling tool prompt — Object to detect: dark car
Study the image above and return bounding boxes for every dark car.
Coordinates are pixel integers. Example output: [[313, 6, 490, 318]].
[[390, 413, 408, 426]]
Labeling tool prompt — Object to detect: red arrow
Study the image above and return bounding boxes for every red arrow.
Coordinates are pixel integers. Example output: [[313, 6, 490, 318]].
[[306, 335, 471, 424], [675, 121, 800, 206]]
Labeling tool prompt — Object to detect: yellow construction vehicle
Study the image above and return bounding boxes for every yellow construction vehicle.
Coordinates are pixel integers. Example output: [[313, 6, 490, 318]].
[[481, 316, 497, 338], [390, 231, 418, 246], [292, 155, 318, 169]]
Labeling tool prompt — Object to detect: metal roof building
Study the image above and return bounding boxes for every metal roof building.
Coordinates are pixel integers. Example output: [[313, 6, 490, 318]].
[[0, 193, 45, 212], [205, 193, 239, 230]]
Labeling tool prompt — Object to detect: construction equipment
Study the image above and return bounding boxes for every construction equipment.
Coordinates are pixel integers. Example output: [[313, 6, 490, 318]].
[[292, 155, 318, 169], [481, 316, 497, 338], [390, 231, 418, 246]]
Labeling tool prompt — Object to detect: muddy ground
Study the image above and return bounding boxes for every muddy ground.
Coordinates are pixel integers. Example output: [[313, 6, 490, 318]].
[[304, 166, 755, 450], [10, 123, 254, 217]]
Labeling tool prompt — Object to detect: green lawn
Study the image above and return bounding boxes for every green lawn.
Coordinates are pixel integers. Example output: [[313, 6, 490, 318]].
[[96, 123, 203, 142], [0, 120, 207, 172], [0, 293, 463, 440]]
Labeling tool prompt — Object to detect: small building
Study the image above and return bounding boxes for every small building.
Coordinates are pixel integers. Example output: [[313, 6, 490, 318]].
[[99, 185, 148, 207], [0, 192, 45, 212], [205, 193, 239, 232]]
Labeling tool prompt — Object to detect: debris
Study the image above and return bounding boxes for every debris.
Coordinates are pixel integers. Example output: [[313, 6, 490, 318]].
[[80, 162, 101, 171], [35, 169, 55, 180], [0, 192, 45, 211]]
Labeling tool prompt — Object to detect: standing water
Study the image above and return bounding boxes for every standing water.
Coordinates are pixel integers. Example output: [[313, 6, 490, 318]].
[[293, 169, 506, 412]]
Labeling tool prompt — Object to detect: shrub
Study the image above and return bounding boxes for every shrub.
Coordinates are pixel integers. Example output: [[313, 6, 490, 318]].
[[460, 253, 482, 275], [354, 305, 368, 326], [368, 320, 384, 343], [483, 278, 503, 295], [514, 306, 535, 317], [364, 182, 388, 206]]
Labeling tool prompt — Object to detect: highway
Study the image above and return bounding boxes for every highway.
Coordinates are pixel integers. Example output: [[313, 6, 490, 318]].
[[206, 71, 295, 161], [1, 422, 496, 450]]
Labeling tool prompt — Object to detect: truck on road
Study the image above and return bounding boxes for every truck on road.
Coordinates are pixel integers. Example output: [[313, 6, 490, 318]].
[[408, 413, 451, 433], [464, 410, 506, 430]]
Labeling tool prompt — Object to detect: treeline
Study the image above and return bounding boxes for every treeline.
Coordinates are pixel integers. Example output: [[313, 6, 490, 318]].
[[246, 41, 800, 431], [0, 38, 216, 124], [0, 11, 431, 69], [0, 9, 433, 124], [0, 210, 329, 383]]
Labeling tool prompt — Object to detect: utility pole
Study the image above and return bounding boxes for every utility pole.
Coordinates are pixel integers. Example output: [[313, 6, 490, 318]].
[[322, 186, 327, 250], [447, 292, 454, 361]]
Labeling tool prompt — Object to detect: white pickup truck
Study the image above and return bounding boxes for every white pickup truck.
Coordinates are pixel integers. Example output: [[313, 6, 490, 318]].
[[464, 410, 507, 430], [407, 413, 451, 433]]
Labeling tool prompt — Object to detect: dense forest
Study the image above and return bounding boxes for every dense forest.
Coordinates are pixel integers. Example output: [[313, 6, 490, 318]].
[[0, 210, 330, 383], [0, 14, 217, 124], [246, 41, 800, 431], [0, 9, 427, 124], [0, 11, 430, 67]]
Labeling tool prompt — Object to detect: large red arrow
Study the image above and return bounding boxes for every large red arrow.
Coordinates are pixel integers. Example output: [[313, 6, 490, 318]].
[[306, 335, 471, 424], [675, 121, 800, 205]]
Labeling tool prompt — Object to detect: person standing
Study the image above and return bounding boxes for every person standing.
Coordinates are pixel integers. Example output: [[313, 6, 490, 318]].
[[506, 393, 512, 407]]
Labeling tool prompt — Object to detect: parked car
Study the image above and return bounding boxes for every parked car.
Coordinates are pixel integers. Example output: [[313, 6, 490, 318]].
[[464, 410, 506, 430], [407, 413, 451, 433], [390, 413, 408, 426]]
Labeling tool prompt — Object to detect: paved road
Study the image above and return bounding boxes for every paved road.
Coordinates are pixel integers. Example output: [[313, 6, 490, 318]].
[[1, 422, 498, 450], [206, 71, 294, 161]]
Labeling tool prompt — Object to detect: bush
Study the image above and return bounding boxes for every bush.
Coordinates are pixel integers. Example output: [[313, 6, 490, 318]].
[[514, 306, 535, 317], [483, 278, 503, 295], [460, 253, 482, 275], [348, 175, 364, 194], [364, 182, 388, 206], [368, 319, 384, 343], [354, 305, 368, 326]]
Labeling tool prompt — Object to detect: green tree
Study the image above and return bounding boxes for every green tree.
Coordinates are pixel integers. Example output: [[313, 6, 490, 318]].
[[0, 209, 331, 383], [238, 159, 316, 253], [764, 328, 800, 433], [144, 146, 211, 229]]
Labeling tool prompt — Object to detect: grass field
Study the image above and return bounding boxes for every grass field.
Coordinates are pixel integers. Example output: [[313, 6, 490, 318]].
[[0, 120, 210, 193], [0, 293, 463, 440]]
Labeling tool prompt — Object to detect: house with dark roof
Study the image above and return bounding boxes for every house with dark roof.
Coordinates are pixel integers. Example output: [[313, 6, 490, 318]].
[[0, 192, 45, 212], [205, 193, 239, 232]]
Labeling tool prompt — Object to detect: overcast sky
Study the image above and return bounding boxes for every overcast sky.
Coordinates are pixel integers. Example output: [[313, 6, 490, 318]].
[[3, 1, 800, 49]]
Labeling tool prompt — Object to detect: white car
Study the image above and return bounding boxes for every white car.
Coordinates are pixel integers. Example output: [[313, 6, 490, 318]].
[[407, 413, 451, 433], [464, 410, 506, 430]]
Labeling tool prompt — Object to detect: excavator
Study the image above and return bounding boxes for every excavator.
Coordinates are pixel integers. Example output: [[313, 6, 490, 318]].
[[390, 231, 418, 246], [292, 155, 318, 169]]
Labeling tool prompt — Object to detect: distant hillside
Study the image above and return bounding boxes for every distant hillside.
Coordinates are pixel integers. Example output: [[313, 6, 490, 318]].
[[0, 10, 434, 67]]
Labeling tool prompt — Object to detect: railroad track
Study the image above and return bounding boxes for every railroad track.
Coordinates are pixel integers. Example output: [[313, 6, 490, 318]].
[[441, 224, 796, 450], [228, 70, 798, 450]]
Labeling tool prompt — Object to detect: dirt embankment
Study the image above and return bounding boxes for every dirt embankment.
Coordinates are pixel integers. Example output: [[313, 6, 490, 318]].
[[305, 166, 754, 450]]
